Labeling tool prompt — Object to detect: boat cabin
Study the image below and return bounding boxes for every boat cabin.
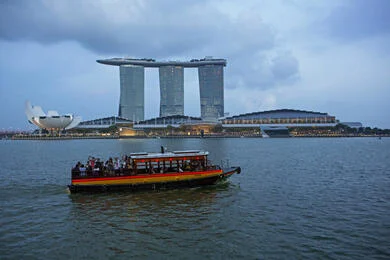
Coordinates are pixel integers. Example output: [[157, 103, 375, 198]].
[[130, 150, 210, 174], [72, 150, 216, 179]]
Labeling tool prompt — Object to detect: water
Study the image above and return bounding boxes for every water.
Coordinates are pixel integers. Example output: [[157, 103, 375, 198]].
[[1, 138, 390, 259]]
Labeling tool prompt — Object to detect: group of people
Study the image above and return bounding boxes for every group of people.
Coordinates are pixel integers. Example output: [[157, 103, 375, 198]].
[[72, 155, 208, 178], [72, 156, 132, 177]]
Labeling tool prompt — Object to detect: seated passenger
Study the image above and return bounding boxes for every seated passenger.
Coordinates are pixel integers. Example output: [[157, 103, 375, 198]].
[[184, 163, 191, 171]]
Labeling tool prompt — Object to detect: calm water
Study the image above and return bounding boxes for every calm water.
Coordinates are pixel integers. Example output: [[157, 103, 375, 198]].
[[1, 138, 389, 259]]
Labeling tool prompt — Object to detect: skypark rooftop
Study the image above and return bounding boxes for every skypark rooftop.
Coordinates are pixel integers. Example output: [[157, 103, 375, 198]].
[[96, 57, 227, 67]]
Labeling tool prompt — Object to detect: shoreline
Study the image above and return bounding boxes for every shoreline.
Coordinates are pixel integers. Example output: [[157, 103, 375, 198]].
[[8, 134, 389, 140]]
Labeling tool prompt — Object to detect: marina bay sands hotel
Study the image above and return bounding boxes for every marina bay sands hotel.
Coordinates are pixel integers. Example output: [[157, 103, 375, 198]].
[[97, 57, 226, 122]]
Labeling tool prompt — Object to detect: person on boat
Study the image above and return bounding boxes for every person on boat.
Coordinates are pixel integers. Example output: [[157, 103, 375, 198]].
[[79, 164, 86, 176], [73, 161, 81, 171], [122, 155, 128, 169], [184, 161, 191, 171], [114, 157, 120, 175], [105, 157, 114, 175], [95, 158, 103, 169], [91, 158, 101, 176], [191, 160, 199, 171], [119, 157, 132, 176], [89, 157, 95, 171], [126, 158, 133, 171]]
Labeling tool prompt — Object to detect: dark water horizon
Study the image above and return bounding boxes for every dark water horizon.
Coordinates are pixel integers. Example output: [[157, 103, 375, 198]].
[[1, 137, 389, 259]]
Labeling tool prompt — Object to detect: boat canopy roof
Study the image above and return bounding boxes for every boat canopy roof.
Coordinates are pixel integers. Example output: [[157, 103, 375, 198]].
[[129, 150, 208, 160]]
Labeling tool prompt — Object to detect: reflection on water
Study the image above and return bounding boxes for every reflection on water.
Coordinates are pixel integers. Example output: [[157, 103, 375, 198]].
[[69, 183, 235, 221], [65, 183, 241, 258]]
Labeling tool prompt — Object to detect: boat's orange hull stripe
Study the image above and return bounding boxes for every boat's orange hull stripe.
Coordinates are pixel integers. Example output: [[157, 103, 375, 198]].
[[71, 170, 223, 186]]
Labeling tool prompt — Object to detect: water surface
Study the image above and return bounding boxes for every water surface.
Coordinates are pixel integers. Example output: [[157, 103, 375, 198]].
[[1, 138, 389, 259]]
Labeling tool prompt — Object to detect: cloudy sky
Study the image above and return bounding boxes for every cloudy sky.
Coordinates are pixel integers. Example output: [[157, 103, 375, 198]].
[[1, 0, 389, 130]]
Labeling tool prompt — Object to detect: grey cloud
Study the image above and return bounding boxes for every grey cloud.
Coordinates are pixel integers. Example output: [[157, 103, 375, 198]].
[[324, 0, 390, 41], [225, 51, 299, 90], [270, 53, 299, 81], [0, 0, 223, 56], [0, 0, 300, 89]]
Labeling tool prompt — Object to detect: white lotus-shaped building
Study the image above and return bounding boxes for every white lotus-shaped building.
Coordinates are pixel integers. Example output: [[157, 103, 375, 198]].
[[25, 101, 82, 130]]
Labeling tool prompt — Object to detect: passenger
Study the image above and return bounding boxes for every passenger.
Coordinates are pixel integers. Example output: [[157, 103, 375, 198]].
[[104, 160, 109, 174], [95, 158, 102, 170], [73, 162, 81, 174], [89, 157, 95, 170], [93, 159, 101, 176], [88, 158, 96, 176], [114, 157, 120, 175], [107, 157, 114, 174], [127, 160, 132, 170], [86, 161, 91, 172], [184, 162, 191, 171], [79, 164, 86, 176]]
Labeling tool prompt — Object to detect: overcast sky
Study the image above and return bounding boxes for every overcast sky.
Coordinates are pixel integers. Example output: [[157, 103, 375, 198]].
[[1, 0, 389, 130]]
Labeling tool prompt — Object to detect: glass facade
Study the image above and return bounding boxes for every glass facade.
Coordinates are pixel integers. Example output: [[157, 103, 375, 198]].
[[159, 66, 184, 117], [198, 65, 224, 121], [119, 65, 144, 121]]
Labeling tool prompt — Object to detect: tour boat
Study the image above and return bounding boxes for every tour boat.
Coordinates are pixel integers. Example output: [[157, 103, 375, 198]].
[[68, 149, 241, 193]]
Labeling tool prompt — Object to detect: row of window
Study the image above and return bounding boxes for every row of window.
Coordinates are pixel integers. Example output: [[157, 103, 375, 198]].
[[222, 117, 336, 124]]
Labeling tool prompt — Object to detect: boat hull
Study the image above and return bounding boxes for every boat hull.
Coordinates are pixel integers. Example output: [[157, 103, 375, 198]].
[[68, 167, 241, 193], [68, 175, 222, 193]]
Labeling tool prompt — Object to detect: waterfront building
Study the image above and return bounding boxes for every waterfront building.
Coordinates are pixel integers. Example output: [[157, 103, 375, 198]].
[[119, 65, 144, 121], [221, 109, 337, 125], [198, 65, 224, 121], [159, 66, 184, 117], [77, 116, 133, 129], [136, 115, 202, 128], [25, 101, 81, 130], [97, 57, 227, 121]]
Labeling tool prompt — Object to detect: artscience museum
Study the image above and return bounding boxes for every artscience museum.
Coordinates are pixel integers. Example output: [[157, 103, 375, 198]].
[[25, 101, 82, 130]]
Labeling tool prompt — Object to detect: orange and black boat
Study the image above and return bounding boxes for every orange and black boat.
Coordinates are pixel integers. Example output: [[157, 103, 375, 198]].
[[68, 149, 241, 193]]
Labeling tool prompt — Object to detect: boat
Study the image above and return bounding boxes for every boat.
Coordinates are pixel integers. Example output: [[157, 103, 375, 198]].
[[68, 148, 241, 193]]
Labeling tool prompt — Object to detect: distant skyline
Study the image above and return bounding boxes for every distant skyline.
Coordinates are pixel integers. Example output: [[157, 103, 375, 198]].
[[1, 0, 389, 130]]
